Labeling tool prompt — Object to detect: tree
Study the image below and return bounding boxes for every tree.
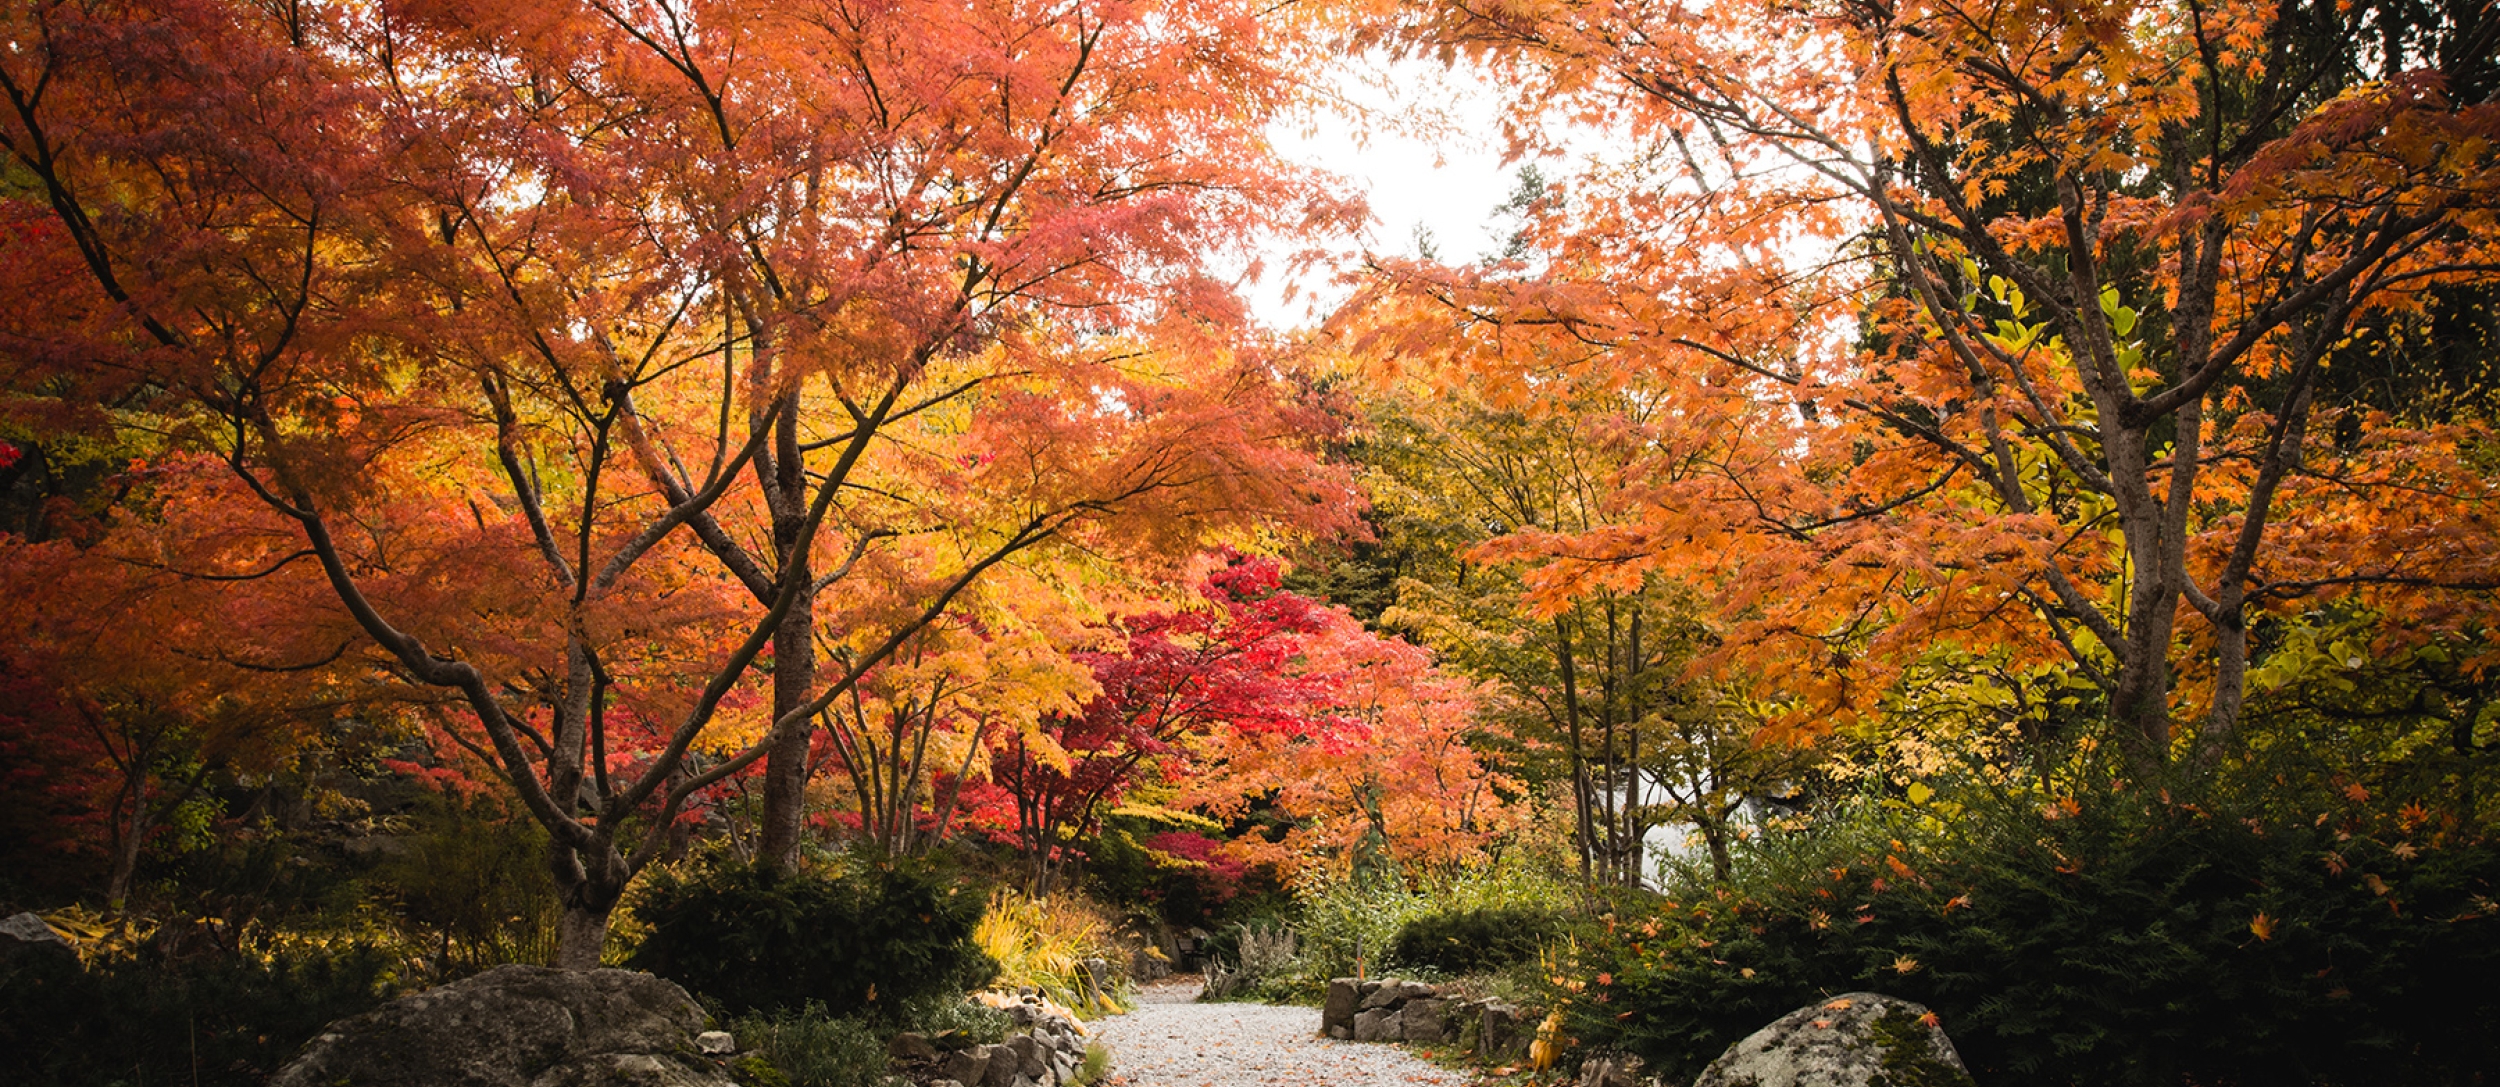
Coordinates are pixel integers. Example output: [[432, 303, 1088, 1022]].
[[0, 462, 379, 905], [981, 553, 1338, 891], [551, 0, 1364, 870], [1189, 597, 1521, 882], [1, 0, 1351, 963], [1306, 374, 1805, 883], [1360, 0, 2500, 770]]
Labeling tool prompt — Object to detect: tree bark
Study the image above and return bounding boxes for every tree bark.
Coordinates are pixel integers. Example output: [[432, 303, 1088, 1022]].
[[758, 573, 814, 871]]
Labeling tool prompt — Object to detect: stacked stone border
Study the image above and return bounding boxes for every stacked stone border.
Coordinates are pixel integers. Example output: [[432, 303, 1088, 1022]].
[[891, 993, 1096, 1087], [1318, 977, 1536, 1061]]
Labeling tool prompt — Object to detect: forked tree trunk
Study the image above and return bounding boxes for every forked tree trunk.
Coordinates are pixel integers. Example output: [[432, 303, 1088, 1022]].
[[550, 839, 630, 969]]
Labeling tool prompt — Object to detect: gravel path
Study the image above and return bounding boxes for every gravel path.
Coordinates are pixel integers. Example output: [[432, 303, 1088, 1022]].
[[1092, 979, 1479, 1087]]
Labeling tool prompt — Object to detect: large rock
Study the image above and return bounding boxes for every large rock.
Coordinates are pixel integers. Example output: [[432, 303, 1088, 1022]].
[[1359, 980, 1407, 1011], [268, 965, 735, 1087], [1476, 1001, 1533, 1061], [1693, 992, 1973, 1087], [1006, 1034, 1047, 1078], [944, 1045, 993, 1086], [1351, 1007, 1403, 1042], [1322, 978, 1361, 1036], [0, 911, 77, 970], [1400, 998, 1450, 1044]]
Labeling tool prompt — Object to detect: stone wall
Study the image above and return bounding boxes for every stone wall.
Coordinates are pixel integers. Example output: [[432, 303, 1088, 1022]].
[[890, 993, 1095, 1087], [1318, 977, 1535, 1061]]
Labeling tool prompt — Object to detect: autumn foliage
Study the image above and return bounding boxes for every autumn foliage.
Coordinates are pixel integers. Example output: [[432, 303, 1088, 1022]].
[[3, 3, 2498, 1082]]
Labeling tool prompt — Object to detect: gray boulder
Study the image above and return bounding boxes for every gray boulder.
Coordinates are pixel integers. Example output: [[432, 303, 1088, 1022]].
[[1693, 992, 1973, 1087], [1352, 1006, 1403, 1042], [1476, 1001, 1533, 1060], [944, 1045, 993, 1086], [1400, 998, 1450, 1044], [269, 965, 734, 1087], [1358, 980, 1407, 1011], [0, 911, 77, 969], [1006, 1034, 1047, 1078], [1321, 978, 1361, 1036]]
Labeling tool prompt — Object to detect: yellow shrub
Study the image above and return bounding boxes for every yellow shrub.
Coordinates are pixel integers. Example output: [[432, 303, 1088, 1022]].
[[973, 890, 1125, 1017]]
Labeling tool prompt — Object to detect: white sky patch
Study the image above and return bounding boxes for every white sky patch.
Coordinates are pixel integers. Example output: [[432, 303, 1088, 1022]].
[[1245, 56, 1525, 330]]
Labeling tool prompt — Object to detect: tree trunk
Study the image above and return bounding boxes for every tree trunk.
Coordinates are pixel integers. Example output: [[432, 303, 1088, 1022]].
[[758, 572, 815, 871], [106, 787, 148, 909], [553, 903, 613, 971], [1700, 817, 1732, 883], [549, 836, 629, 969]]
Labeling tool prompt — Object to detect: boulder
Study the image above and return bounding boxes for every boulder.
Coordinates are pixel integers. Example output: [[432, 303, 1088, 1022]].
[[0, 911, 77, 969], [892, 1033, 943, 1063], [1321, 978, 1361, 1036], [1400, 998, 1450, 1044], [1693, 992, 1973, 1087], [1352, 1007, 1403, 1043], [694, 1031, 735, 1056], [982, 1044, 1021, 1087], [1477, 1002, 1533, 1060], [1006, 1034, 1047, 1078], [944, 1045, 992, 1086], [1358, 980, 1407, 1011], [267, 965, 734, 1087]]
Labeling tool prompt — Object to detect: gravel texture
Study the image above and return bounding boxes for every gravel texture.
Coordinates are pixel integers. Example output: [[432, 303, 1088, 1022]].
[[1093, 979, 1478, 1087]]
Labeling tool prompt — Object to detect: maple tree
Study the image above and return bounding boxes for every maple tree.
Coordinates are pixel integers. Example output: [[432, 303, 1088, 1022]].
[[0, 0, 1351, 965], [1311, 375, 1807, 884], [1355, 0, 2500, 770], [549, 0, 1363, 870], [1189, 598, 1520, 881], [0, 463, 380, 905], [977, 554, 1339, 891]]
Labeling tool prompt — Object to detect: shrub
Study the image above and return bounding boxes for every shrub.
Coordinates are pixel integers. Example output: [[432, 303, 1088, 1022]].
[[1202, 920, 1301, 1001], [1564, 781, 2500, 1087], [1389, 905, 1566, 975], [726, 1003, 898, 1087], [905, 993, 1014, 1044], [370, 792, 559, 971], [973, 889, 1124, 1015], [0, 939, 404, 1087], [628, 856, 994, 1018], [1290, 872, 1428, 983]]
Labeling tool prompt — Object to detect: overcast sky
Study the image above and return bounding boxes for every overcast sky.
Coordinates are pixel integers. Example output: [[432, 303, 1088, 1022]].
[[1246, 57, 1526, 330]]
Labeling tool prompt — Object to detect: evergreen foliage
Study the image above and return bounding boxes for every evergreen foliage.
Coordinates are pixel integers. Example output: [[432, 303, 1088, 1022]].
[[1564, 780, 2500, 1086], [1388, 906, 1566, 975], [627, 857, 995, 1017], [0, 941, 403, 1087]]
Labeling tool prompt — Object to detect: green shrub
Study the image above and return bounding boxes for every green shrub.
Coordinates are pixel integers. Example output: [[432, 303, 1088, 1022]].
[[627, 856, 995, 1018], [904, 993, 1014, 1044], [1291, 873, 1428, 983], [1564, 782, 2500, 1087], [370, 792, 559, 971], [726, 1003, 897, 1087], [1202, 920, 1304, 1002], [1389, 905, 1566, 975], [0, 939, 404, 1087]]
